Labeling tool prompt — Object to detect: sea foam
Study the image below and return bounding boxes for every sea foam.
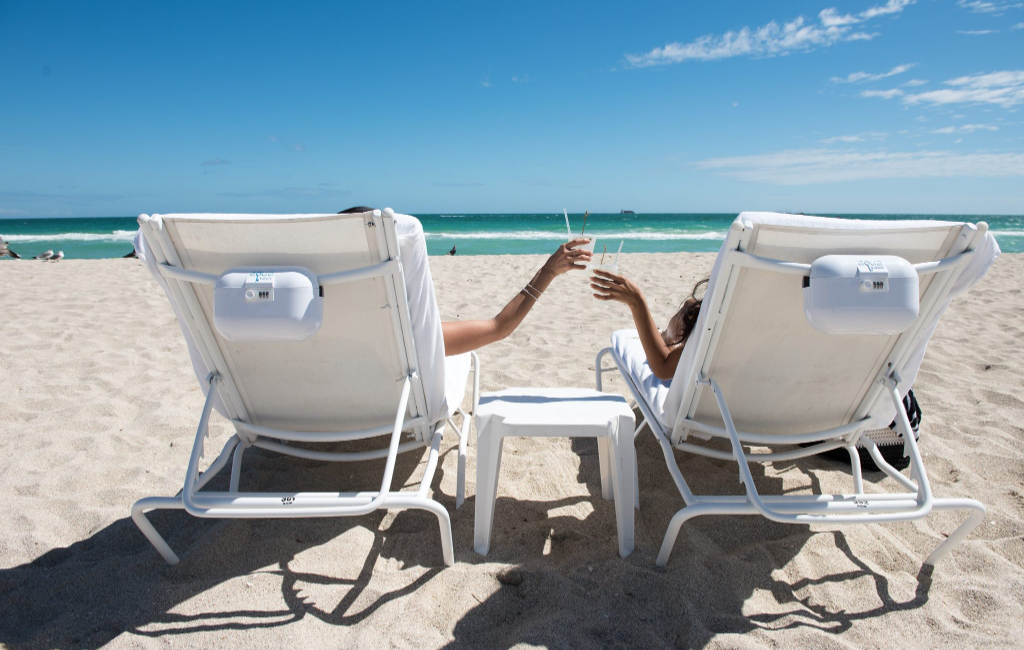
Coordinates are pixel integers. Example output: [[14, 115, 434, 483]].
[[4, 230, 137, 243], [425, 230, 726, 241]]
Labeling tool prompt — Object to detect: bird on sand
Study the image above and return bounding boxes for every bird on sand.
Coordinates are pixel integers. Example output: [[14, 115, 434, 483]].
[[0, 235, 20, 259], [50, 251, 64, 261], [33, 249, 54, 260], [448, 244, 457, 256]]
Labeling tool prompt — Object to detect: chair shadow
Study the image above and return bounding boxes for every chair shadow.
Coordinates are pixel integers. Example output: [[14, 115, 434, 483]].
[[0, 434, 452, 649], [0, 410, 936, 649], [444, 407, 935, 649]]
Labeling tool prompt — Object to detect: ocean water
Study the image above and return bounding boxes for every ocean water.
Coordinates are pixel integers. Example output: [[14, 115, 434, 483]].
[[1, 213, 1022, 260]]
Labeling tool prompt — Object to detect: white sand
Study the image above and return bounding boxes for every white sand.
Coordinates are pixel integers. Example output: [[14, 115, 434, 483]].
[[1, 253, 1022, 648]]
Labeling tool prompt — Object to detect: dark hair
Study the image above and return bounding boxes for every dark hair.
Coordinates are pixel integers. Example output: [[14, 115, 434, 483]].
[[664, 278, 709, 347], [338, 206, 375, 214]]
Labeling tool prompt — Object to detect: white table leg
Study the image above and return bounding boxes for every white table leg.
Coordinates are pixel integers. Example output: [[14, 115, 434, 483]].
[[610, 414, 636, 557], [597, 438, 613, 501], [634, 454, 640, 510], [474, 431, 505, 556]]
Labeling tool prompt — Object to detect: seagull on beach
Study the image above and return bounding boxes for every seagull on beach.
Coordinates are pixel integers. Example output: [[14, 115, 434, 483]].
[[33, 249, 54, 260], [448, 244, 457, 256], [50, 251, 64, 261], [0, 235, 19, 259]]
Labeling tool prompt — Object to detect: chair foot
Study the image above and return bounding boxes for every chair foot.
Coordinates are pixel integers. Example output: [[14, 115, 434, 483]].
[[131, 496, 185, 565], [656, 501, 758, 567], [924, 498, 986, 566]]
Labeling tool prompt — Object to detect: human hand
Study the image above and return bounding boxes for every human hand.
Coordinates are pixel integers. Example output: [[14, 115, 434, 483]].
[[542, 238, 593, 276], [590, 269, 644, 309]]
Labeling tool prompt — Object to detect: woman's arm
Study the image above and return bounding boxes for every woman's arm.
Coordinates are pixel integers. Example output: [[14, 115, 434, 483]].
[[590, 269, 683, 380], [442, 239, 592, 356]]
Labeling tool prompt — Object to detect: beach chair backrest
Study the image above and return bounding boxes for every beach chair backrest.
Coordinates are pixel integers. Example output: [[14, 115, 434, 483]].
[[138, 211, 435, 441], [666, 213, 995, 443]]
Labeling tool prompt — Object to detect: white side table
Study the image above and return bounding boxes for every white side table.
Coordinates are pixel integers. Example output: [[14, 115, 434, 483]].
[[473, 387, 636, 558]]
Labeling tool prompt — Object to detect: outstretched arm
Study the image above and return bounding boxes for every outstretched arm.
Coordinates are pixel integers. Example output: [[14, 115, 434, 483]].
[[442, 239, 592, 356], [590, 269, 683, 381]]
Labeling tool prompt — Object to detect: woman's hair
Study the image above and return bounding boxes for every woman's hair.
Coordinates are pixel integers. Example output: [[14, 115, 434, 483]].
[[338, 206, 375, 214], [663, 278, 709, 347]]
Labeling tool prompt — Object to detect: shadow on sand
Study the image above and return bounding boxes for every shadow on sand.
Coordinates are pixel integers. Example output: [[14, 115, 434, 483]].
[[0, 438, 450, 648], [0, 409, 934, 648], [444, 408, 936, 648]]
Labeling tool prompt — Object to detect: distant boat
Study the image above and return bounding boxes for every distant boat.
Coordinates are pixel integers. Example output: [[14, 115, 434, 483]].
[[620, 210, 635, 214]]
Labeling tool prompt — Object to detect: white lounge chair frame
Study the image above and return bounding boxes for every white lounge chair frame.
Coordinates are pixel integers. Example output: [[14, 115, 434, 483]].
[[597, 217, 989, 568], [131, 209, 479, 567]]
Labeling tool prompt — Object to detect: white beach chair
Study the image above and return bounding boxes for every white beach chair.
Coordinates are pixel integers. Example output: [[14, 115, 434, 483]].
[[130, 209, 479, 567], [595, 212, 999, 568]]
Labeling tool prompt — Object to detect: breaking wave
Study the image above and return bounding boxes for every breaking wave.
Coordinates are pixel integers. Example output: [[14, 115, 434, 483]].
[[3, 230, 137, 243], [424, 230, 726, 241]]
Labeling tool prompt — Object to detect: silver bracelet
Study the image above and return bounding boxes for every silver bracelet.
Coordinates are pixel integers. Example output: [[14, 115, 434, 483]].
[[523, 284, 542, 301]]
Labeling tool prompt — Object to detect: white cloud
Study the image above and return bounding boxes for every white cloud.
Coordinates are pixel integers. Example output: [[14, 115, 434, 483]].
[[957, 1, 1023, 14], [481, 76, 491, 88], [1013, 22, 1024, 28], [930, 123, 1000, 133], [957, 29, 999, 34], [624, 1, 914, 67], [861, 88, 904, 98], [696, 147, 1024, 184], [201, 157, 230, 166], [820, 0, 915, 25], [820, 131, 889, 143], [830, 63, 915, 83], [902, 70, 1024, 107], [291, 144, 305, 152], [511, 75, 531, 83], [903, 78, 929, 86], [955, 138, 964, 143], [732, 101, 739, 107]]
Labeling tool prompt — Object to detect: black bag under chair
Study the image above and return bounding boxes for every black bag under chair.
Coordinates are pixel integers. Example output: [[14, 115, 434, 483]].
[[814, 389, 922, 472]]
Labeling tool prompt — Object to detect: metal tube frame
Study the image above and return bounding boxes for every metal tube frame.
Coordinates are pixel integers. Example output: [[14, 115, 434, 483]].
[[131, 210, 475, 567], [593, 223, 989, 569]]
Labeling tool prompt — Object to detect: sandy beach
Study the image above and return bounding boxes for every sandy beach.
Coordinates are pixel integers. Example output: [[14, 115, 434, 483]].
[[1, 251, 1022, 649]]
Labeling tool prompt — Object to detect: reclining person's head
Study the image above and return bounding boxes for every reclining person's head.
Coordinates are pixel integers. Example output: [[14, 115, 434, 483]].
[[662, 278, 709, 348]]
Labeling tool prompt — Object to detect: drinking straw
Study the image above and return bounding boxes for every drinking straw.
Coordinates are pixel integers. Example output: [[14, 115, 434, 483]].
[[563, 209, 572, 241], [614, 240, 624, 265], [601, 245, 607, 264], [581, 211, 589, 236]]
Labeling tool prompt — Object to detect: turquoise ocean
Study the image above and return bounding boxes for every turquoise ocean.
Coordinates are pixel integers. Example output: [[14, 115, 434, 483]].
[[1, 213, 1022, 260]]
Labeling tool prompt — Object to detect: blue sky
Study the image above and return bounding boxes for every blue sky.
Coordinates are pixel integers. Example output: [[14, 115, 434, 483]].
[[1, 0, 1022, 216]]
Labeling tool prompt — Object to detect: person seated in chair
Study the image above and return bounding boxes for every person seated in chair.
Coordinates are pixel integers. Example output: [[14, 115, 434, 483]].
[[589, 268, 708, 380]]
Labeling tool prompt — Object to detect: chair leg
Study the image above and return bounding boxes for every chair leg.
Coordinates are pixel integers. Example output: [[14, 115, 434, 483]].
[[924, 498, 987, 566], [131, 496, 186, 565], [474, 432, 504, 556], [229, 444, 245, 493], [656, 501, 758, 567], [386, 494, 456, 567]]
